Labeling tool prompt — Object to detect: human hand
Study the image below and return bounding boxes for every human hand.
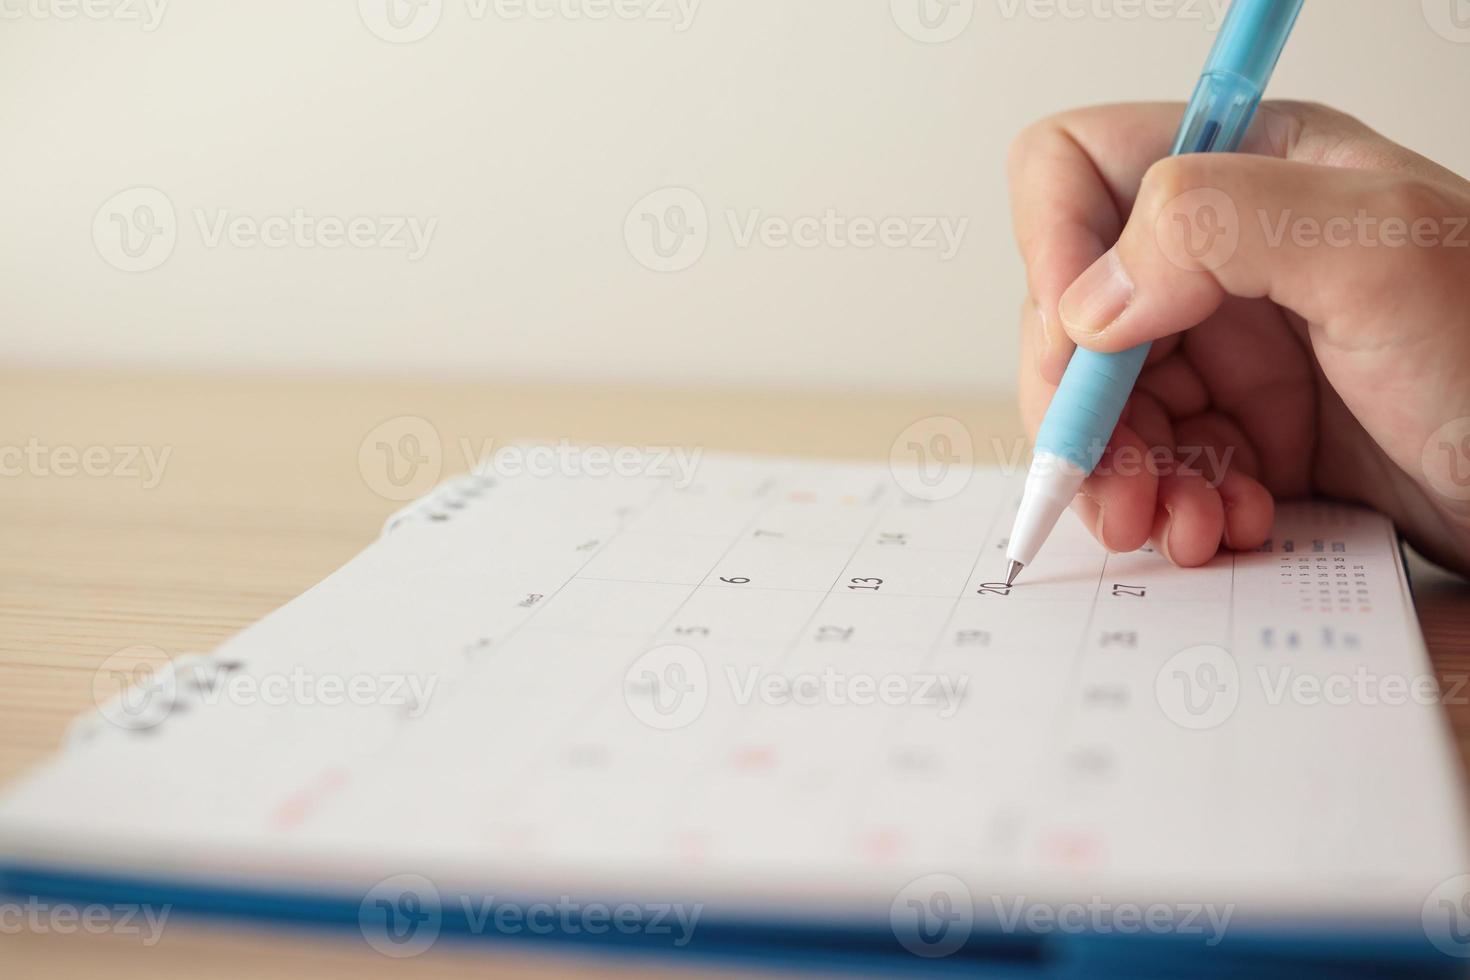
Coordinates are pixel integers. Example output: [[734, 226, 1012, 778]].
[[1010, 100, 1470, 574]]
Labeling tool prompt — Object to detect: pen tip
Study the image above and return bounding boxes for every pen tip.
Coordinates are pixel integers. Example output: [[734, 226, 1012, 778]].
[[1005, 560, 1024, 588]]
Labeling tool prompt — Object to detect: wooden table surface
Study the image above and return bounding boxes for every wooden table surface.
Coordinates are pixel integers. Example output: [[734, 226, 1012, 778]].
[[3, 370, 1469, 978]]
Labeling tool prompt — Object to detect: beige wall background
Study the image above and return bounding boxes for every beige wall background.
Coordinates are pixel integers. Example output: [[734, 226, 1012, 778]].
[[2, 0, 1467, 394]]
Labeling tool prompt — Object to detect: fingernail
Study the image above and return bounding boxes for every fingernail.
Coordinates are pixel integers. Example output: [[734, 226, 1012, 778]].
[[1059, 249, 1134, 336], [1033, 301, 1052, 370], [1081, 488, 1111, 552], [1158, 506, 1176, 564]]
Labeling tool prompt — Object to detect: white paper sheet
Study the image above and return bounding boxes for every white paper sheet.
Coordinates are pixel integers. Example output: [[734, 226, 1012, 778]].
[[1, 452, 1464, 939]]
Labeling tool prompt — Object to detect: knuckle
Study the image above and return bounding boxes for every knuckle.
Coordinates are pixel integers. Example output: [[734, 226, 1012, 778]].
[[1371, 176, 1454, 223], [1336, 179, 1467, 303], [1258, 99, 1381, 168], [1138, 157, 1189, 207], [1264, 99, 1365, 133], [1007, 117, 1056, 178], [1252, 101, 1307, 157], [1261, 100, 1389, 169], [1133, 157, 1250, 277], [1137, 156, 1213, 213], [1008, 104, 1132, 179]]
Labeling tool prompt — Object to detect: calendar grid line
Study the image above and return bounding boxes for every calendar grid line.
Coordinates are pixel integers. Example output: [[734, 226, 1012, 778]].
[[769, 499, 902, 664], [586, 475, 875, 837], [1222, 550, 1240, 823], [847, 494, 1012, 782], [459, 476, 787, 829], [320, 479, 678, 826], [737, 487, 912, 848], [475, 480, 674, 652], [1039, 538, 1113, 768], [555, 475, 793, 746], [917, 492, 1013, 667], [703, 486, 904, 794], [573, 577, 1047, 600]]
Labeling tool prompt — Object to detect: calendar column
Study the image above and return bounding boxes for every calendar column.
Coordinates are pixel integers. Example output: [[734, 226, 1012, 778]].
[[1033, 544, 1238, 876]]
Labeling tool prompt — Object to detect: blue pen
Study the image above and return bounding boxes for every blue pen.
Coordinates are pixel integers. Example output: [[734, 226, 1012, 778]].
[[1004, 0, 1304, 585]]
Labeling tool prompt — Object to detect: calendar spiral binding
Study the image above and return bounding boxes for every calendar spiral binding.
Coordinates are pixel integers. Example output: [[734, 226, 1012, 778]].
[[381, 469, 498, 535], [68, 649, 248, 749], [69, 471, 501, 750]]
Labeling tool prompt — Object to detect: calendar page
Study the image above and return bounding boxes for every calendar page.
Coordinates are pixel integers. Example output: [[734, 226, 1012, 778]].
[[1, 451, 1466, 960]]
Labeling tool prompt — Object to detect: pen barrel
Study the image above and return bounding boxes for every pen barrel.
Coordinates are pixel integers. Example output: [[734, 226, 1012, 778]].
[[1172, 71, 1264, 156], [1028, 0, 1303, 481], [1173, 0, 1304, 155], [1034, 343, 1151, 473], [1202, 0, 1304, 93]]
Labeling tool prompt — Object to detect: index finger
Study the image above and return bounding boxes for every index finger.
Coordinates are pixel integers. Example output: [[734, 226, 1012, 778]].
[[1009, 102, 1187, 388], [1008, 99, 1377, 393]]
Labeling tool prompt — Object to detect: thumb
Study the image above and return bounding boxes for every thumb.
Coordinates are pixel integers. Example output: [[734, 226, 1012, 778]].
[[1053, 152, 1468, 353]]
